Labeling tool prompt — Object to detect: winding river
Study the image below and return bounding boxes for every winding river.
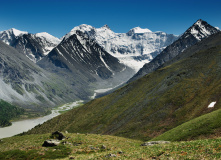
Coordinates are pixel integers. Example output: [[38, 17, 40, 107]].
[[0, 85, 120, 139], [0, 100, 83, 139]]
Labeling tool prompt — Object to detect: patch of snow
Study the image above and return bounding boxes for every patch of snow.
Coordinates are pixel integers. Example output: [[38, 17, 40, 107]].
[[208, 101, 216, 108], [215, 27, 220, 31], [90, 92, 97, 99], [99, 51, 114, 74], [43, 47, 55, 55], [56, 48, 68, 61]]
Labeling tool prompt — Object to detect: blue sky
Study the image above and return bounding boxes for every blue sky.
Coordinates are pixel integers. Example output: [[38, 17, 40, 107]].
[[0, 0, 220, 38]]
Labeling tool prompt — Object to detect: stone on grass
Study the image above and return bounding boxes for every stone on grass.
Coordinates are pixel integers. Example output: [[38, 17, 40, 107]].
[[105, 153, 116, 158], [101, 145, 106, 149], [42, 139, 60, 147], [51, 131, 65, 140], [141, 141, 170, 146], [62, 141, 72, 145]]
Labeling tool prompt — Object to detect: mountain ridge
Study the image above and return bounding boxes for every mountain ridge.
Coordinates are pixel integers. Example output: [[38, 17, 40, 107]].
[[129, 19, 220, 83], [0, 39, 91, 114], [61, 24, 178, 71], [38, 28, 135, 90], [0, 25, 178, 71], [0, 28, 60, 63]]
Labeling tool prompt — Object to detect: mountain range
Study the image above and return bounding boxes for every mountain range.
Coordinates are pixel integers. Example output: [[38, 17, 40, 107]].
[[0, 25, 178, 72], [27, 27, 221, 140], [0, 23, 143, 117], [0, 23, 179, 108], [0, 19, 220, 131], [0, 28, 60, 63], [64, 24, 178, 71]]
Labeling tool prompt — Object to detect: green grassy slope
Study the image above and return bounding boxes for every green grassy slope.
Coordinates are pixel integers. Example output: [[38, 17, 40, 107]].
[[27, 34, 221, 140], [152, 108, 221, 141], [0, 100, 24, 127], [1, 133, 221, 159]]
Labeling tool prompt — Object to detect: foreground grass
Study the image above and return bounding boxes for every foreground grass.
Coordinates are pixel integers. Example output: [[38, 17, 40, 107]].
[[0, 133, 221, 159]]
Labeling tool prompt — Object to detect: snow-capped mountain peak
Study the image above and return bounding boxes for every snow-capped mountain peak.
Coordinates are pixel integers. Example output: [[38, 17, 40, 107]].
[[35, 32, 61, 44], [9, 28, 28, 36], [101, 24, 111, 30], [185, 19, 219, 40], [64, 24, 95, 40], [128, 19, 220, 83], [194, 19, 203, 25], [73, 24, 94, 32], [0, 28, 61, 63], [0, 28, 28, 45]]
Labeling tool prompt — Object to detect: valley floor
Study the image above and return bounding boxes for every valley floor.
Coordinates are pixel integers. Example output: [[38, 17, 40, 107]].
[[0, 133, 221, 159]]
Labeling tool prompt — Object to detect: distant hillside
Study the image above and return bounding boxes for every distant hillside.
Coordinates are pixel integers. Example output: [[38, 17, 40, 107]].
[[0, 39, 91, 114], [27, 32, 221, 140], [0, 100, 24, 127]]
